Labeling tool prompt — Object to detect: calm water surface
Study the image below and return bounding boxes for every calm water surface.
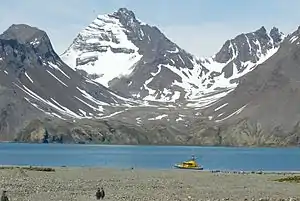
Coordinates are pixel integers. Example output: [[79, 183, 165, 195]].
[[0, 143, 299, 171]]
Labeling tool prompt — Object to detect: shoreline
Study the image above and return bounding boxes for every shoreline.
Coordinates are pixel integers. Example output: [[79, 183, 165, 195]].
[[1, 141, 300, 148], [1, 165, 300, 175], [0, 166, 299, 200]]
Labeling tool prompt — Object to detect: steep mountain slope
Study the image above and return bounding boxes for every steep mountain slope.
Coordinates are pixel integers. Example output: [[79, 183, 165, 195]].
[[62, 8, 284, 104], [196, 27, 300, 146], [0, 24, 138, 141], [201, 26, 284, 90], [61, 8, 205, 102]]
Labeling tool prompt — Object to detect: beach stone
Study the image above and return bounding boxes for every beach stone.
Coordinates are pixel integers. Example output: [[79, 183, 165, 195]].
[[259, 198, 271, 201]]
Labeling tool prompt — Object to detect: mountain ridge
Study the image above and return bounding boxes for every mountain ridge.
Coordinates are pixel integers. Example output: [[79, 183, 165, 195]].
[[188, 27, 300, 146], [62, 8, 285, 104], [0, 23, 142, 140], [1, 8, 300, 146]]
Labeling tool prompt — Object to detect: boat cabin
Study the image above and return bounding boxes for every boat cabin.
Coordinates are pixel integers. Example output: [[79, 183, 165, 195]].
[[182, 160, 198, 167]]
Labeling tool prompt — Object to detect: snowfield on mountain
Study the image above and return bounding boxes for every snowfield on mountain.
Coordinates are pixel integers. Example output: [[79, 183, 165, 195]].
[[62, 8, 284, 103]]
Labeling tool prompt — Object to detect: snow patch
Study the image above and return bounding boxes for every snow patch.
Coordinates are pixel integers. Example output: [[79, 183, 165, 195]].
[[290, 35, 298, 43], [30, 38, 40, 46], [24, 72, 34, 83], [24, 97, 66, 120], [15, 83, 81, 118], [217, 113, 224, 117], [214, 103, 229, 112], [245, 35, 252, 54], [85, 79, 99, 86], [215, 104, 248, 123], [148, 114, 168, 120], [176, 117, 184, 122], [76, 87, 109, 106], [136, 117, 142, 124], [46, 70, 68, 87], [61, 14, 143, 87], [186, 89, 234, 108], [166, 47, 179, 54], [48, 62, 71, 79], [74, 96, 104, 112], [100, 110, 125, 119]]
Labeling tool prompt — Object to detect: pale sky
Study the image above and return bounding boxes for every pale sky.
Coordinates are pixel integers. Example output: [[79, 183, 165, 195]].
[[0, 0, 299, 57]]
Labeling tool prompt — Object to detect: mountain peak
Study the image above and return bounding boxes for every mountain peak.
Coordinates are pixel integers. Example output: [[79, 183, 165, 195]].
[[270, 26, 280, 33], [0, 24, 47, 45], [115, 8, 136, 18], [255, 26, 267, 35], [109, 7, 137, 22], [0, 24, 59, 64], [270, 26, 284, 44]]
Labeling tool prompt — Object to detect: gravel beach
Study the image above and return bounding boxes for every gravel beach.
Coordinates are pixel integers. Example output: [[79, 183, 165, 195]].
[[0, 167, 300, 201]]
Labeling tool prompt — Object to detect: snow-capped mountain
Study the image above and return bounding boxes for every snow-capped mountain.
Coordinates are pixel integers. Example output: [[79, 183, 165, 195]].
[[62, 8, 285, 103], [192, 26, 300, 146], [201, 26, 285, 90], [0, 24, 134, 139], [206, 26, 300, 124], [61, 9, 143, 87], [0, 15, 298, 146], [61, 8, 209, 102]]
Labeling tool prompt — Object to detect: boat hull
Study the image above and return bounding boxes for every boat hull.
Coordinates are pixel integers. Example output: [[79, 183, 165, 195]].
[[174, 164, 204, 170]]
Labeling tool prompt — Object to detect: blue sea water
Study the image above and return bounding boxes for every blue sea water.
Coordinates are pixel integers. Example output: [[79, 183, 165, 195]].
[[0, 143, 299, 171]]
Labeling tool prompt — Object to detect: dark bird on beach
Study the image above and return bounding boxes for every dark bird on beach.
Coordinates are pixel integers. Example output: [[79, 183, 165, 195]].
[[100, 187, 105, 199], [96, 188, 101, 200], [1, 191, 9, 201], [96, 187, 105, 199]]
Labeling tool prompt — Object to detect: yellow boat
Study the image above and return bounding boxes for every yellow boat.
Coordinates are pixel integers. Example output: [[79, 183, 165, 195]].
[[174, 156, 203, 170]]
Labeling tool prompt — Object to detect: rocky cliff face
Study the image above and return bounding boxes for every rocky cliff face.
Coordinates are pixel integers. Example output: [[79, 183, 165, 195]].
[[0, 24, 137, 141], [61, 8, 206, 102], [196, 27, 300, 146], [202, 26, 284, 90], [62, 8, 284, 104]]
